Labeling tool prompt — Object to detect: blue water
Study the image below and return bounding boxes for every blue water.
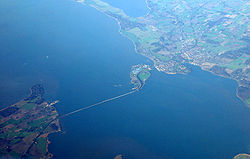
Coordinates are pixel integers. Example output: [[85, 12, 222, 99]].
[[0, 0, 249, 159]]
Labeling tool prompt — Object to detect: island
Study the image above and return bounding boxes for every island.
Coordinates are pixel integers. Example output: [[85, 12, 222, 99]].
[[130, 64, 151, 90], [0, 84, 60, 158], [79, 0, 250, 106], [234, 153, 250, 159], [114, 154, 123, 159]]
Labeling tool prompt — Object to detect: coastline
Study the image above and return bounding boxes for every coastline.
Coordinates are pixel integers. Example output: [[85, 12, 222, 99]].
[[47, 119, 61, 159], [0, 84, 61, 158], [200, 66, 250, 108], [233, 153, 250, 159], [77, 0, 249, 107]]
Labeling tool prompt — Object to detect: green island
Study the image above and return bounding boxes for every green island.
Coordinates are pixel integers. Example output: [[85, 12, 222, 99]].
[[0, 84, 60, 158], [130, 64, 151, 90], [79, 0, 250, 107], [114, 154, 123, 159], [234, 154, 250, 159]]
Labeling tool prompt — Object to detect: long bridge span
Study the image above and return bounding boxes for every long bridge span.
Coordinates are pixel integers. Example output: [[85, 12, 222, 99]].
[[59, 90, 136, 119]]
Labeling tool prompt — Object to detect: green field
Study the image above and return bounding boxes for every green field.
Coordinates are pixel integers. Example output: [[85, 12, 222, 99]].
[[0, 131, 31, 139], [22, 103, 36, 110], [224, 56, 248, 70], [138, 71, 151, 82], [9, 151, 21, 158], [0, 131, 20, 138], [36, 137, 47, 154], [126, 27, 161, 49], [245, 98, 250, 105], [0, 118, 24, 127], [28, 117, 47, 128], [152, 53, 170, 61]]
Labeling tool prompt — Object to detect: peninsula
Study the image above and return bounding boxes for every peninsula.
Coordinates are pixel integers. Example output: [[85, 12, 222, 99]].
[[79, 0, 250, 106], [0, 84, 60, 158], [130, 64, 151, 90], [234, 153, 250, 159]]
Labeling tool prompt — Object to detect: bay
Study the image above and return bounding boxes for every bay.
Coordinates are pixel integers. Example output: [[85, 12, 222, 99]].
[[0, 0, 249, 158]]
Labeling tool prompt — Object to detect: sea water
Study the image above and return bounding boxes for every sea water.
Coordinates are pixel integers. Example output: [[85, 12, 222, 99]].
[[0, 0, 249, 158]]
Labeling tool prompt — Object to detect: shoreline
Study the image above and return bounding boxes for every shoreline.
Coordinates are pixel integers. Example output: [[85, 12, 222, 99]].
[[233, 153, 250, 159], [47, 119, 61, 159], [200, 66, 250, 108], [77, 0, 249, 107]]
